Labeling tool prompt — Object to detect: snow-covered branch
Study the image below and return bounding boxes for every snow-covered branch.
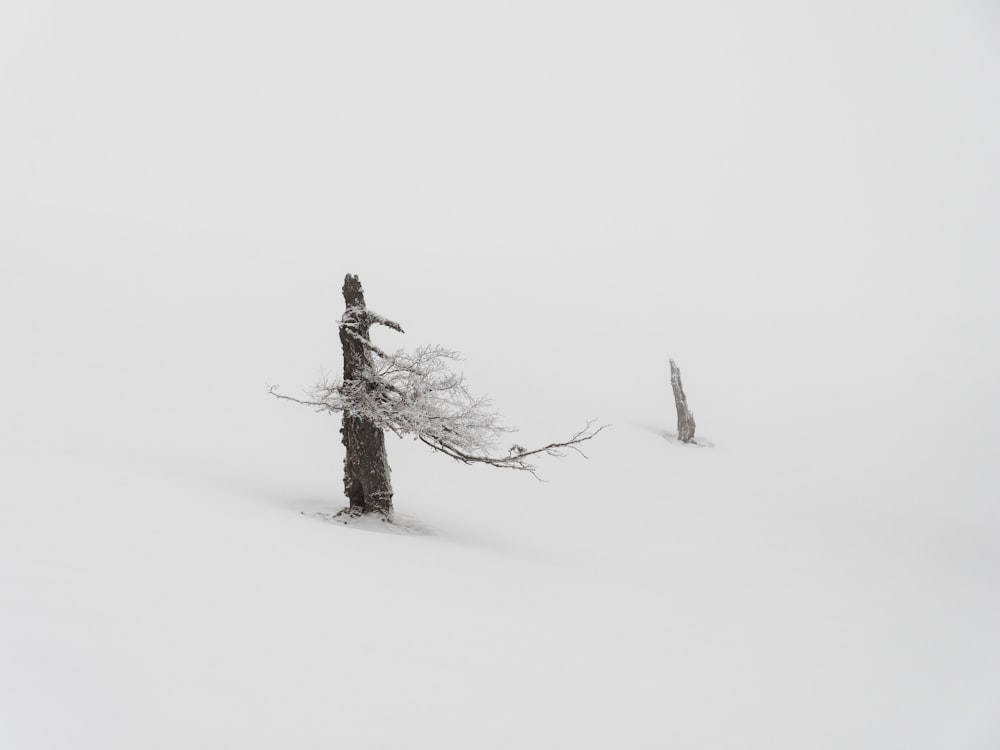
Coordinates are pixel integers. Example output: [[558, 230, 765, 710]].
[[270, 340, 607, 477]]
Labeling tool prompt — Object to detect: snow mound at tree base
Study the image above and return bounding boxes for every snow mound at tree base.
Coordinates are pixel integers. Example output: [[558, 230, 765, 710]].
[[659, 430, 715, 447], [303, 508, 434, 536]]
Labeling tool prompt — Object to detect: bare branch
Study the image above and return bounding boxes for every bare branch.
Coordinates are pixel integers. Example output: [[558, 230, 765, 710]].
[[266, 384, 336, 412], [416, 421, 610, 478]]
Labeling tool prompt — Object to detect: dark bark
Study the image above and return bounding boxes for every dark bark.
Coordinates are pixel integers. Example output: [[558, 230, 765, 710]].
[[339, 274, 393, 518], [669, 359, 696, 443]]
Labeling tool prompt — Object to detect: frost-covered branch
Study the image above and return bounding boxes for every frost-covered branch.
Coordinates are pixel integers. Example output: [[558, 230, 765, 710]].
[[417, 420, 608, 478], [269, 341, 607, 477], [339, 305, 404, 333]]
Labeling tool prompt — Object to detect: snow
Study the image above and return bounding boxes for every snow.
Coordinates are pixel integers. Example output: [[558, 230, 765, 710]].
[[2, 1, 1000, 748]]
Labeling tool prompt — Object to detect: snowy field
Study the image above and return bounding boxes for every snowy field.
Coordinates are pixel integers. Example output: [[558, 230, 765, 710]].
[[2, 2, 999, 748]]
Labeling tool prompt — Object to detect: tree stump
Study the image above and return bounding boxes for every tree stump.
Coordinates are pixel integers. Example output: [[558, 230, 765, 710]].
[[670, 359, 696, 443]]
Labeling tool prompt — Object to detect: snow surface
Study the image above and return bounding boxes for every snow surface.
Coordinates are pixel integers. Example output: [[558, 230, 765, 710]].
[[2, 2, 1000, 748]]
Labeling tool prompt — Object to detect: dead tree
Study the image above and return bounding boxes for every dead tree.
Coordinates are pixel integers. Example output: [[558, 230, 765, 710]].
[[669, 358, 696, 443], [339, 274, 395, 517], [270, 273, 606, 520]]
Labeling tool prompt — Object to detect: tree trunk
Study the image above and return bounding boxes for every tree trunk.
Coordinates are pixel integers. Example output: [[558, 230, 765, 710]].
[[670, 359, 696, 443], [339, 274, 394, 518]]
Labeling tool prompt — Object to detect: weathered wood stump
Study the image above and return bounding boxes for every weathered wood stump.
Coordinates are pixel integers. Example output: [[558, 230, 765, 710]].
[[669, 358, 696, 443]]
